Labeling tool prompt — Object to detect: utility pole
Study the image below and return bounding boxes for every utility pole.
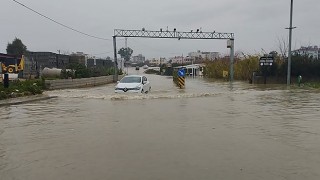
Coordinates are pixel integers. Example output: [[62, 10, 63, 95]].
[[287, 0, 295, 85], [227, 39, 235, 84]]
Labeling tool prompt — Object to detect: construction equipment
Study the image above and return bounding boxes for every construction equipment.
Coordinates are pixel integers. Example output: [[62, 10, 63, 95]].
[[0, 55, 24, 73]]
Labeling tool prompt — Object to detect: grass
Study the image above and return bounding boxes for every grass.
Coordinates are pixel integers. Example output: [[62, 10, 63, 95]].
[[303, 82, 320, 89], [0, 79, 45, 100]]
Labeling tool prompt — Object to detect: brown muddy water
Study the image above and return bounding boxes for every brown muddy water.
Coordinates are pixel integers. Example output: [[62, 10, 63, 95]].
[[1, 70, 320, 180]]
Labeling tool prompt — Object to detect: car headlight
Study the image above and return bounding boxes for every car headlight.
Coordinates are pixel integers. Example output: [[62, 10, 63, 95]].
[[132, 86, 141, 90]]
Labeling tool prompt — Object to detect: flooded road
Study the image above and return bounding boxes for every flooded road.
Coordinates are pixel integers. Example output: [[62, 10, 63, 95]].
[[1, 69, 320, 180]]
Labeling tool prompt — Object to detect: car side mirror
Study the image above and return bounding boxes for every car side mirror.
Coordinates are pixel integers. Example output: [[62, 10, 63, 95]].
[[142, 81, 146, 85]]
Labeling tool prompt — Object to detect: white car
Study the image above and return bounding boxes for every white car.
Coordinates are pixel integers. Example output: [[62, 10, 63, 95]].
[[115, 75, 151, 93]]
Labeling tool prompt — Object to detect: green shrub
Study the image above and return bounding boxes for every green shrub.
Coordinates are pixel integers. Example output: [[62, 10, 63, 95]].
[[0, 91, 8, 100], [0, 79, 44, 100]]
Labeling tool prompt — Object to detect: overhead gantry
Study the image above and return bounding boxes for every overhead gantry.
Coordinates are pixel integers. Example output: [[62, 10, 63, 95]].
[[112, 29, 235, 82]]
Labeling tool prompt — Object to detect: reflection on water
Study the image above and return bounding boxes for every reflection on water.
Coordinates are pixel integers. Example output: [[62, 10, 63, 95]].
[[1, 72, 320, 180]]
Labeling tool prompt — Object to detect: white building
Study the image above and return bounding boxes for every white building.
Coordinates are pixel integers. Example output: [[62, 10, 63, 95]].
[[188, 50, 219, 61], [183, 56, 193, 64], [169, 56, 196, 64], [132, 54, 146, 63], [149, 57, 166, 66], [293, 46, 319, 60], [170, 56, 184, 64]]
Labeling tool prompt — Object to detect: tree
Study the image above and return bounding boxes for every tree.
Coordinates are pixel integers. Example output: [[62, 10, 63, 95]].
[[6, 37, 27, 57], [118, 47, 133, 62], [67, 63, 91, 78], [276, 36, 288, 60]]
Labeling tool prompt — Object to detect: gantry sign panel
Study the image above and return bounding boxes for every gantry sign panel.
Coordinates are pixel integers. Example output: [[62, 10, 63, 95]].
[[114, 29, 234, 40]]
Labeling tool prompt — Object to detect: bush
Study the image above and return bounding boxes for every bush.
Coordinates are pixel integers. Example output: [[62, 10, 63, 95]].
[[63, 63, 121, 79], [0, 79, 44, 100], [60, 69, 75, 79], [204, 54, 320, 84], [234, 56, 259, 80], [277, 55, 320, 78], [0, 91, 8, 100]]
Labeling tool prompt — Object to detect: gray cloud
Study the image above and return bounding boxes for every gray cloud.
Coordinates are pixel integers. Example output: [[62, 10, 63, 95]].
[[1, 0, 319, 59]]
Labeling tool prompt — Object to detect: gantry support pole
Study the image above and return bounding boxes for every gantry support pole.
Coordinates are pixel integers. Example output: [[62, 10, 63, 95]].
[[113, 36, 118, 82]]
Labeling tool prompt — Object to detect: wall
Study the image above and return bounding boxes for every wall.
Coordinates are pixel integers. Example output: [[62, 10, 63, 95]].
[[45, 75, 124, 90], [86, 59, 113, 68]]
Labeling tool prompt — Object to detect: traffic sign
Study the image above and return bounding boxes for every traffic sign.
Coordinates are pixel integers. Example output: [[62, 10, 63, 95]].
[[178, 76, 185, 88], [259, 56, 274, 66], [178, 69, 185, 77]]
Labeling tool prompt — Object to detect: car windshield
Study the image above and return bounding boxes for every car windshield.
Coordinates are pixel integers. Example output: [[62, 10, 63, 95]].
[[120, 76, 141, 83]]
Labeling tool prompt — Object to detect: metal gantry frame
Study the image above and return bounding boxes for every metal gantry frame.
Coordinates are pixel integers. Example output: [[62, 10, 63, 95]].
[[113, 29, 235, 82], [114, 29, 234, 39]]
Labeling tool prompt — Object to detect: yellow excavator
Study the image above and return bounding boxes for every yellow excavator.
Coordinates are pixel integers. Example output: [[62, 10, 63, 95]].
[[1, 55, 24, 73]]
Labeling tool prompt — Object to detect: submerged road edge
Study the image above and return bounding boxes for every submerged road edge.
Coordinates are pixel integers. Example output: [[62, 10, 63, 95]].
[[0, 95, 58, 107]]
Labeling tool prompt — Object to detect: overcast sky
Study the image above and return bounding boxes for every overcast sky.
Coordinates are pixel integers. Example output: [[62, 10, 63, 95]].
[[1, 0, 319, 59]]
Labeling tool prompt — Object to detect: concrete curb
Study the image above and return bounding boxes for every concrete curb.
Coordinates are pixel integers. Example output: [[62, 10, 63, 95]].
[[45, 75, 125, 90], [0, 95, 58, 107]]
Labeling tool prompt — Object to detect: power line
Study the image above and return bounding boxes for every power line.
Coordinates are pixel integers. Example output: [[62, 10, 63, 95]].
[[12, 0, 111, 41]]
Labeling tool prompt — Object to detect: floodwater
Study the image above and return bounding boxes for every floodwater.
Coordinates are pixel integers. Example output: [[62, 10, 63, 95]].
[[1, 68, 320, 180]]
